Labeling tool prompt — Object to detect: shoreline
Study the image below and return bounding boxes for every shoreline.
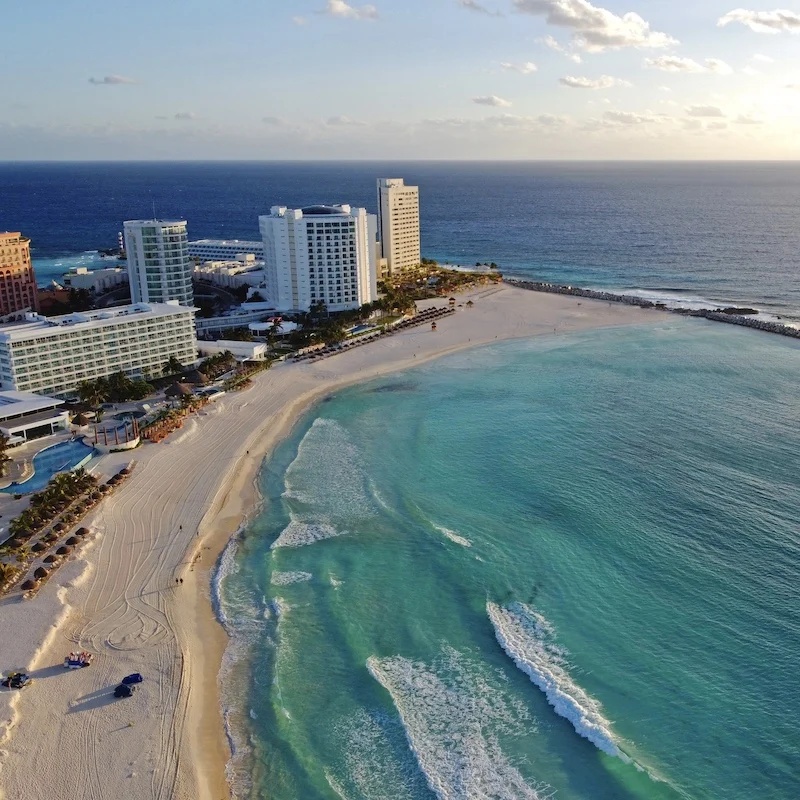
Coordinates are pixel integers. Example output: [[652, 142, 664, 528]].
[[0, 285, 660, 800]]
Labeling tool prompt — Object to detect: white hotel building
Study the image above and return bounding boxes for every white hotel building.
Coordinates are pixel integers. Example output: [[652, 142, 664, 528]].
[[259, 205, 377, 313], [0, 302, 197, 397], [377, 178, 421, 274], [188, 239, 264, 261], [124, 220, 195, 306]]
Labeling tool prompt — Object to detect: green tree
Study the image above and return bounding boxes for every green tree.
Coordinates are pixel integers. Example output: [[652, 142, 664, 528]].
[[162, 356, 184, 377], [77, 378, 109, 409]]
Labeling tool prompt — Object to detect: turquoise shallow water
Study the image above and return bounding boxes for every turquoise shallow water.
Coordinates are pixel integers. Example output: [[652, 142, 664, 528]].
[[218, 319, 800, 800]]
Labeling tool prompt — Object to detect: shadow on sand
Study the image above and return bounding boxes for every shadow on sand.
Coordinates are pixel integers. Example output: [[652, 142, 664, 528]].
[[68, 686, 118, 713]]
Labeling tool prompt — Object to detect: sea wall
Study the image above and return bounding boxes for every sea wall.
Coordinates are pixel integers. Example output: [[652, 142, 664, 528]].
[[505, 279, 800, 340]]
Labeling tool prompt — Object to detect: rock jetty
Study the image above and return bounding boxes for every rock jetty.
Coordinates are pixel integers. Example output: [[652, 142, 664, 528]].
[[505, 279, 800, 340]]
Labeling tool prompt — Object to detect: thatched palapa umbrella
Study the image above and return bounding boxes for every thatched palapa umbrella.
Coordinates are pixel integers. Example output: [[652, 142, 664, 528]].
[[44, 554, 57, 563], [31, 542, 46, 553], [34, 566, 48, 579], [21, 579, 36, 591], [73, 413, 90, 427], [75, 527, 89, 537], [165, 382, 193, 399], [65, 536, 79, 546], [56, 546, 71, 556]]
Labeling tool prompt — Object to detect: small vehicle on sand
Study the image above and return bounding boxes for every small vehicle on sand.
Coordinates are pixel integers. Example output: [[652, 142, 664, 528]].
[[113, 683, 136, 699], [121, 673, 143, 685], [1, 672, 33, 690], [64, 651, 93, 669]]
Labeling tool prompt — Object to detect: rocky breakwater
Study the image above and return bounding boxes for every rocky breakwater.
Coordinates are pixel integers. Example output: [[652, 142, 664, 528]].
[[505, 279, 800, 340]]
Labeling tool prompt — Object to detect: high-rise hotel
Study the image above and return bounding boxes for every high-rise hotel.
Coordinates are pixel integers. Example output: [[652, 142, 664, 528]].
[[0, 232, 39, 316], [377, 178, 420, 274], [123, 220, 194, 306], [259, 205, 377, 313]]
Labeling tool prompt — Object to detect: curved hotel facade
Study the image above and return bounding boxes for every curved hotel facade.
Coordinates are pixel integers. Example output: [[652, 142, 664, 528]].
[[124, 220, 194, 306]]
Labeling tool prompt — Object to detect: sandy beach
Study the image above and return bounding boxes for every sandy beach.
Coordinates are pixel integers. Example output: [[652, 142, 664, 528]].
[[0, 285, 658, 800]]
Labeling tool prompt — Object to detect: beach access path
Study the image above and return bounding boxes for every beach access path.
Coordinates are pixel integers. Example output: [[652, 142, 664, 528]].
[[0, 285, 658, 800]]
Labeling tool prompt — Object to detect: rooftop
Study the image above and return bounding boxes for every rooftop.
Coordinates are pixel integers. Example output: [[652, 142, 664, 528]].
[[0, 390, 63, 420], [301, 205, 348, 216], [0, 301, 197, 342]]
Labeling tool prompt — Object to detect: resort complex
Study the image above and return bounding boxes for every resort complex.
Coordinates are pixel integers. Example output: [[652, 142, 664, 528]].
[[0, 301, 198, 396]]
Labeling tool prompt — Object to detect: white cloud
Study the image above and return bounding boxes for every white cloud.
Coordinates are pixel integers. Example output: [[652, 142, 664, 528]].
[[514, 0, 677, 52], [682, 119, 703, 131], [644, 56, 732, 74], [458, 0, 503, 15], [292, 16, 308, 25], [734, 114, 764, 124], [326, 115, 367, 126], [603, 110, 657, 124], [88, 75, 136, 85], [560, 74, 631, 89], [718, 9, 800, 34], [540, 35, 582, 62], [472, 95, 512, 107], [174, 112, 196, 120], [500, 61, 538, 73], [322, 0, 378, 20], [752, 53, 774, 62], [537, 113, 568, 126], [708, 121, 728, 130], [785, 83, 800, 90], [686, 105, 725, 117], [741, 65, 760, 75], [263, 116, 286, 125], [659, 86, 673, 92]]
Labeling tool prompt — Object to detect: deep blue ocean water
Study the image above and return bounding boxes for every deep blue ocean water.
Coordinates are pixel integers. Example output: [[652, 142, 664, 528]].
[[217, 321, 800, 800], [1, 161, 799, 319]]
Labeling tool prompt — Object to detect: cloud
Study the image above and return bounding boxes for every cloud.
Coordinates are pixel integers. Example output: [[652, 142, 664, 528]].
[[734, 114, 764, 124], [514, 0, 677, 52], [718, 9, 800, 34], [785, 83, 800, 90], [458, 0, 503, 15], [644, 56, 732, 74], [537, 113, 568, 126], [603, 110, 656, 125], [751, 53, 774, 62], [686, 105, 725, 117], [500, 61, 538, 73], [174, 112, 196, 120], [560, 74, 631, 89], [322, 0, 378, 19], [540, 35, 582, 62], [708, 121, 728, 130], [326, 115, 367, 126], [292, 15, 308, 25], [263, 116, 287, 125], [472, 95, 512, 107], [88, 75, 136, 85]]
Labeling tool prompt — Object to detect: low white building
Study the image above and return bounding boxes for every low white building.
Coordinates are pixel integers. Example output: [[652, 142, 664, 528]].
[[61, 266, 129, 293], [0, 301, 198, 397], [198, 340, 268, 362], [0, 391, 69, 443], [188, 239, 264, 261], [194, 257, 266, 290]]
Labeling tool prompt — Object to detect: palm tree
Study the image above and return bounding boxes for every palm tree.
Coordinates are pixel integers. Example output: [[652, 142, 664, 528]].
[[162, 355, 184, 377], [77, 379, 109, 409]]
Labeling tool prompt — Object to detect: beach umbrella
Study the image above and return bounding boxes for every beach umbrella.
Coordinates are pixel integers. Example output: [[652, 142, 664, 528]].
[[73, 413, 90, 427], [65, 536, 79, 546], [21, 579, 36, 591], [75, 527, 89, 536], [31, 542, 46, 552], [56, 546, 71, 556], [183, 370, 210, 386], [118, 468, 131, 476], [34, 566, 48, 579], [53, 523, 65, 532], [43, 554, 57, 563]]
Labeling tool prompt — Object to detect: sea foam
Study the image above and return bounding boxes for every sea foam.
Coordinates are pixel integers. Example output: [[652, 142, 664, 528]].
[[432, 524, 472, 548], [270, 570, 312, 586], [367, 647, 553, 800], [487, 601, 624, 759]]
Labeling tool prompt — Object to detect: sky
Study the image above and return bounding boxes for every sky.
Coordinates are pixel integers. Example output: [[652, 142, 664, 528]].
[[2, 0, 800, 159]]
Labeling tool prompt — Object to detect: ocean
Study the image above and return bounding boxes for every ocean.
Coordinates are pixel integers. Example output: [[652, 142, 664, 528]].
[[217, 322, 800, 799], [4, 162, 800, 798], [2, 161, 800, 320]]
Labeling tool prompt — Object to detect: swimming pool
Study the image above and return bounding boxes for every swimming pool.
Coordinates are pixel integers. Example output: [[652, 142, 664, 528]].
[[1, 440, 96, 494]]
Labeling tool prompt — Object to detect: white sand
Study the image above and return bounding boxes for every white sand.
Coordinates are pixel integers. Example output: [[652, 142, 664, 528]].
[[0, 285, 658, 800]]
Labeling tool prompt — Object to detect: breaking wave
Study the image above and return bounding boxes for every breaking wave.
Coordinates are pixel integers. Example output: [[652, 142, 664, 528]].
[[432, 524, 472, 548], [487, 602, 624, 759], [270, 570, 312, 586], [367, 647, 554, 800]]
